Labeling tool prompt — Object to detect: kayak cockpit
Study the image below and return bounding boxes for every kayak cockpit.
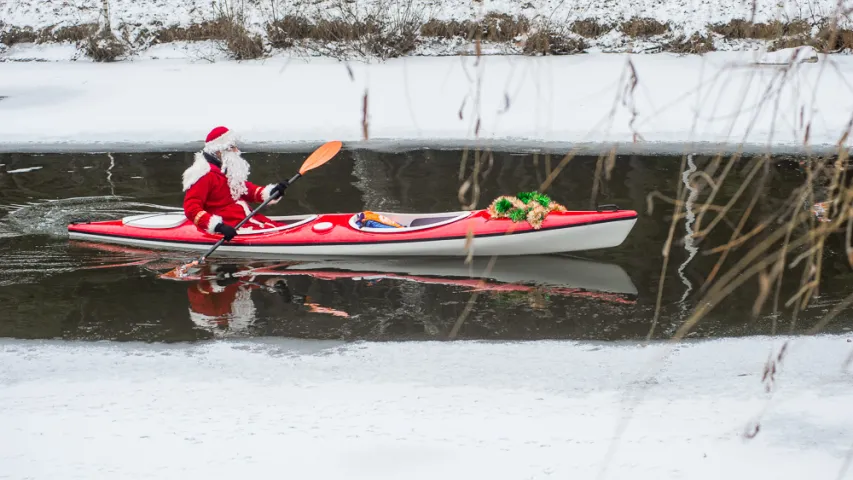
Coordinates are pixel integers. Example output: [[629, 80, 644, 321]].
[[347, 211, 472, 233], [122, 213, 318, 235], [239, 214, 318, 234]]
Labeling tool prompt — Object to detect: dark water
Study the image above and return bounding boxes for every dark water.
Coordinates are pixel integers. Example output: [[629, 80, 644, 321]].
[[0, 150, 851, 342]]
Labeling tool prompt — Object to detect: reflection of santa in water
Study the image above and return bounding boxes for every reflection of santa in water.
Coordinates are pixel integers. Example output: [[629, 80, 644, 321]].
[[186, 264, 352, 334], [187, 266, 262, 335]]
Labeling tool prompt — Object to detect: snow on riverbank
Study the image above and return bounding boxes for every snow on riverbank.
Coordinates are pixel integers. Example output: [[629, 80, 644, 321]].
[[3, 0, 846, 35], [0, 50, 851, 154], [2, 0, 852, 59], [1, 335, 851, 479]]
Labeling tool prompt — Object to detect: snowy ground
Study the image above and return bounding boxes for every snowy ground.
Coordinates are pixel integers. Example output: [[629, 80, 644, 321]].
[[0, 48, 851, 154], [3, 0, 847, 34], [2, 0, 852, 58], [1, 335, 851, 479]]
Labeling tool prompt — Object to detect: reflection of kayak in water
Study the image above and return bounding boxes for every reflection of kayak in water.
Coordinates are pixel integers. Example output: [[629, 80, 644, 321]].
[[291, 256, 637, 294], [69, 240, 638, 303], [162, 255, 638, 304]]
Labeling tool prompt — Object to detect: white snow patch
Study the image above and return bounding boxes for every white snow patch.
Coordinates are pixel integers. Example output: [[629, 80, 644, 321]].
[[134, 40, 231, 62], [0, 42, 84, 62], [757, 45, 821, 64], [0, 52, 851, 153], [0, 335, 851, 479]]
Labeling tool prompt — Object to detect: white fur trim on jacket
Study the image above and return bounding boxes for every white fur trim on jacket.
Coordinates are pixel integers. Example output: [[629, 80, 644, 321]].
[[207, 280, 227, 293], [207, 215, 223, 234], [183, 152, 212, 191], [203, 131, 238, 154], [261, 184, 281, 204]]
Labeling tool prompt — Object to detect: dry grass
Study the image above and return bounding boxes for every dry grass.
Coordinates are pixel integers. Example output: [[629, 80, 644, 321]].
[[571, 19, 613, 38], [298, 17, 418, 57], [266, 16, 314, 48], [0, 27, 38, 46], [523, 28, 587, 55], [664, 33, 716, 54], [814, 23, 853, 51], [768, 36, 812, 51], [224, 23, 265, 59], [155, 20, 230, 43], [364, 20, 419, 57], [420, 19, 469, 38], [479, 13, 530, 42], [709, 19, 810, 39], [766, 22, 853, 52], [420, 13, 529, 41], [3, 10, 851, 58], [622, 145, 853, 348], [84, 31, 127, 62], [48, 24, 99, 43], [269, 0, 423, 59], [0, 22, 125, 61], [420, 15, 579, 55], [620, 17, 670, 37], [155, 16, 264, 59], [1, 23, 100, 47], [311, 18, 382, 42]]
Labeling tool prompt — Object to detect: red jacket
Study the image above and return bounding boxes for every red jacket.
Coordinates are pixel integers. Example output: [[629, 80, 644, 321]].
[[182, 153, 279, 234]]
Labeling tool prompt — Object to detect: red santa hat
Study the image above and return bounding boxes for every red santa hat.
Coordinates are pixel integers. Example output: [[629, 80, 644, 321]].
[[202, 126, 239, 154]]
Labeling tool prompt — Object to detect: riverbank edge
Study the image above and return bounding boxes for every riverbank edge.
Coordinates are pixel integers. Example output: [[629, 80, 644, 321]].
[[0, 139, 847, 157]]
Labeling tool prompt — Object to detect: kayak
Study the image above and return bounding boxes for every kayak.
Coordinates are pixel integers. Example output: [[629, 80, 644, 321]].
[[67, 206, 638, 257], [68, 207, 638, 257]]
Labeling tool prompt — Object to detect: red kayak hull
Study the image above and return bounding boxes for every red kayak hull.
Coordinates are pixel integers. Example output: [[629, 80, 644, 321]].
[[67, 208, 638, 257]]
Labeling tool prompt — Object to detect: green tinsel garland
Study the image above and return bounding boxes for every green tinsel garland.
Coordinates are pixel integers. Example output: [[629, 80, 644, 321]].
[[487, 191, 567, 229]]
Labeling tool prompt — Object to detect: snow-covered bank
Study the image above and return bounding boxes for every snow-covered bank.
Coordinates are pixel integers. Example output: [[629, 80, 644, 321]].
[[1, 335, 851, 479], [2, 0, 852, 60], [0, 51, 851, 154], [4, 0, 847, 38]]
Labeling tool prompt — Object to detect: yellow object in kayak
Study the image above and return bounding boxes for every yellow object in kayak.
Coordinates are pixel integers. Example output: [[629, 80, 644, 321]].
[[356, 211, 404, 228]]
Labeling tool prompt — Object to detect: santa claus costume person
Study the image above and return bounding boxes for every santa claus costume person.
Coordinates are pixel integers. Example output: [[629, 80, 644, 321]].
[[182, 126, 288, 240]]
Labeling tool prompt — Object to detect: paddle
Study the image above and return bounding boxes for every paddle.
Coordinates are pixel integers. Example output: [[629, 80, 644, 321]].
[[163, 140, 342, 279]]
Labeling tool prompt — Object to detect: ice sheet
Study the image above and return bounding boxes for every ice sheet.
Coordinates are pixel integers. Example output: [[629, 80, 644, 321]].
[[1, 335, 851, 479], [0, 51, 850, 154]]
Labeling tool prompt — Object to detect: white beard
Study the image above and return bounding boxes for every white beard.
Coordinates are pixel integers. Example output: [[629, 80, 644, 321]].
[[221, 150, 251, 200]]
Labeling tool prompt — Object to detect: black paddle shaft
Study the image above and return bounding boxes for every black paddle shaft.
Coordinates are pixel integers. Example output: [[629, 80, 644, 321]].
[[199, 172, 302, 262]]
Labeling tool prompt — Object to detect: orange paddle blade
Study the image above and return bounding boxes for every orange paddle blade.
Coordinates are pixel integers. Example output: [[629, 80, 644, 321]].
[[160, 260, 199, 280], [299, 141, 342, 174]]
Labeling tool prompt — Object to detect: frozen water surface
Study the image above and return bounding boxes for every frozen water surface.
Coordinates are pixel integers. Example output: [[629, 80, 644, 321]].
[[1, 336, 851, 479]]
